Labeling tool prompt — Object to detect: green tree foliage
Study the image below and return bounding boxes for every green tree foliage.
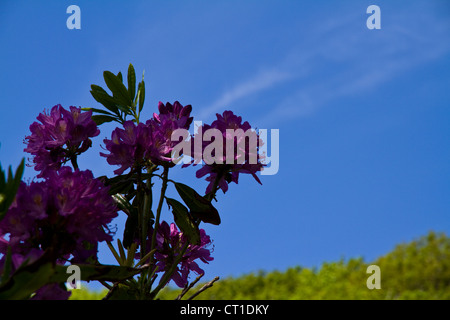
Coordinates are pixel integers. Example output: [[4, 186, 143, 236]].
[[70, 288, 108, 300], [376, 231, 450, 299], [72, 231, 450, 300]]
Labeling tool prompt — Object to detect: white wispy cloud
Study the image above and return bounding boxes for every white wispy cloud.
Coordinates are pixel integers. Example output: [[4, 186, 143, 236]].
[[196, 3, 450, 127], [197, 68, 292, 120], [255, 6, 450, 126]]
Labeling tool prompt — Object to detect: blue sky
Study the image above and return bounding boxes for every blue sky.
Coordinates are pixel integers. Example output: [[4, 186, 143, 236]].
[[1, 1, 449, 289]]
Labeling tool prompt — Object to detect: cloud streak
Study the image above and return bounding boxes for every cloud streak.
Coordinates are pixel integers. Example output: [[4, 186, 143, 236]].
[[197, 69, 292, 120], [200, 3, 450, 127], [259, 17, 450, 125], [263, 32, 448, 125]]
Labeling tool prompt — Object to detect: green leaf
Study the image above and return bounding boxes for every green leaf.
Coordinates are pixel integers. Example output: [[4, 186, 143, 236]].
[[174, 182, 221, 225], [116, 104, 133, 116], [52, 264, 141, 283], [0, 256, 143, 299], [112, 194, 133, 215], [123, 212, 139, 249], [138, 80, 145, 113], [91, 115, 117, 125], [117, 71, 123, 83], [104, 284, 140, 300], [103, 71, 132, 110], [0, 158, 25, 221], [90, 85, 120, 115], [81, 107, 117, 117], [0, 260, 55, 300], [99, 174, 136, 196], [0, 246, 12, 283], [112, 192, 140, 249], [166, 198, 200, 245], [10, 158, 24, 198], [127, 64, 136, 102]]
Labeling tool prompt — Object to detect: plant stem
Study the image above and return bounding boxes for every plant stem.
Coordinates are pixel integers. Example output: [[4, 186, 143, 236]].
[[205, 173, 221, 202], [136, 167, 146, 256], [187, 276, 220, 300], [150, 165, 169, 265], [176, 273, 204, 300], [134, 108, 140, 124], [150, 241, 189, 299], [70, 156, 79, 171], [140, 172, 152, 257]]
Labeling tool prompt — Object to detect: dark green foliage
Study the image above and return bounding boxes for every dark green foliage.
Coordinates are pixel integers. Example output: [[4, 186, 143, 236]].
[[86, 63, 146, 125], [166, 197, 200, 245], [0, 158, 25, 220], [0, 257, 142, 300], [174, 182, 221, 225]]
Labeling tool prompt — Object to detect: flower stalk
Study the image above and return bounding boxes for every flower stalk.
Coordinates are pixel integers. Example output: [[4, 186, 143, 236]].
[[150, 165, 169, 264]]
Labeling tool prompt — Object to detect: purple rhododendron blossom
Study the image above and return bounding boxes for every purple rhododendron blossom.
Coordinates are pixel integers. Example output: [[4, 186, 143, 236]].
[[188, 110, 265, 194], [100, 120, 172, 174], [151, 101, 193, 133], [101, 121, 159, 175], [101, 101, 193, 173], [0, 167, 117, 264], [147, 101, 193, 166], [24, 104, 99, 177], [153, 221, 214, 288]]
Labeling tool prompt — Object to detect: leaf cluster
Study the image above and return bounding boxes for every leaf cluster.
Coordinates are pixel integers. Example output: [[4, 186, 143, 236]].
[[84, 63, 145, 125], [0, 158, 24, 220]]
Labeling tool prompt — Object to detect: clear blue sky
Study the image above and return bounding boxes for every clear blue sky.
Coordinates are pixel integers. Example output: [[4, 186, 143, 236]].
[[1, 0, 449, 289]]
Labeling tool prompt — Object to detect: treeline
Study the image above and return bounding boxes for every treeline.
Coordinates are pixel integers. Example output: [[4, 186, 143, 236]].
[[71, 231, 450, 300]]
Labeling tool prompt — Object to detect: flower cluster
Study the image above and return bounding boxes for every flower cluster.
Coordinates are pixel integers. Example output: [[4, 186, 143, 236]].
[[189, 110, 265, 194], [0, 167, 117, 265], [153, 221, 214, 288], [151, 101, 193, 133], [100, 120, 168, 175], [2, 62, 266, 300], [24, 104, 99, 177], [101, 101, 193, 174]]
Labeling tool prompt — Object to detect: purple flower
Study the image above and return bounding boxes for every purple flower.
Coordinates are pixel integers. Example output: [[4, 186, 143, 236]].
[[153, 221, 214, 288], [189, 111, 265, 194], [101, 121, 149, 175], [101, 101, 193, 172], [152, 101, 193, 132], [100, 120, 172, 174], [0, 167, 117, 264], [147, 101, 194, 166], [24, 104, 100, 177]]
